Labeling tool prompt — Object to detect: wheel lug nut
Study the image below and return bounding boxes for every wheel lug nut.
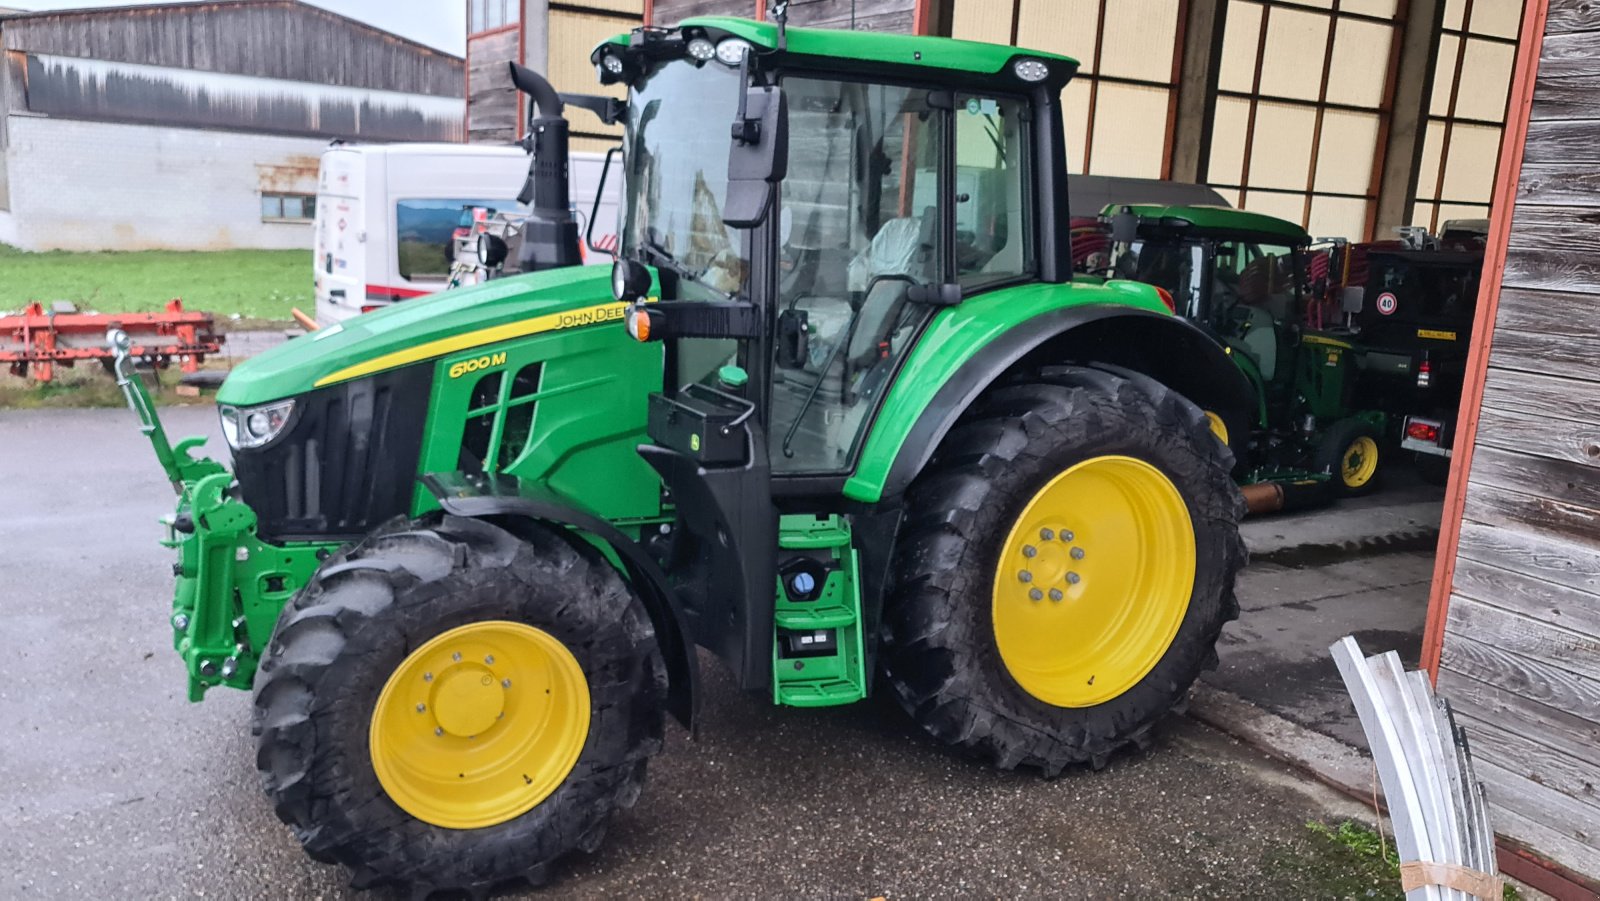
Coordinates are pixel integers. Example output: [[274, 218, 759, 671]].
[[423, 672, 433, 682], [1067, 572, 1081, 585], [451, 652, 462, 662], [1049, 589, 1064, 602], [1022, 545, 1036, 558], [1029, 588, 1043, 601], [1039, 528, 1054, 541], [502, 678, 512, 688], [416, 703, 426, 713], [1018, 570, 1033, 583], [434, 727, 443, 737], [1061, 530, 1075, 542], [1071, 547, 1085, 560], [484, 655, 495, 665]]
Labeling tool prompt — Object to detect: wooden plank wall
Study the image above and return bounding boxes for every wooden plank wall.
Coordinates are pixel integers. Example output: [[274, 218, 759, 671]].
[[1, 2, 461, 96], [467, 29, 519, 144], [1436, 0, 1600, 880]]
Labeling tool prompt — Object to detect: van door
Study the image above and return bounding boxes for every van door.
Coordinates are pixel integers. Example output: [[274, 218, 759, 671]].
[[313, 149, 366, 326]]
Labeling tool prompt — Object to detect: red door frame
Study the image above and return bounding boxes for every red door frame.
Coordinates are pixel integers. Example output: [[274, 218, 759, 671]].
[[1419, 0, 1548, 678]]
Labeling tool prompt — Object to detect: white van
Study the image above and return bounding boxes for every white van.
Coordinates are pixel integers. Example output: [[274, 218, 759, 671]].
[[313, 143, 620, 326]]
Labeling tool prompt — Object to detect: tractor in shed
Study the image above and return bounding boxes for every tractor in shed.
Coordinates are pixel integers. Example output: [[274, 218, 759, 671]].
[[114, 12, 1250, 896], [1100, 204, 1391, 509]]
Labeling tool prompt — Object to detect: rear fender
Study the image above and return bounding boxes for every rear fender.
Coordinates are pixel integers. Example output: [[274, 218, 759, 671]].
[[421, 472, 698, 731], [854, 306, 1255, 502]]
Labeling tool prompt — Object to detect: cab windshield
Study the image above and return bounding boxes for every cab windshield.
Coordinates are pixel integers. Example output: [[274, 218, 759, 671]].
[[622, 59, 748, 300]]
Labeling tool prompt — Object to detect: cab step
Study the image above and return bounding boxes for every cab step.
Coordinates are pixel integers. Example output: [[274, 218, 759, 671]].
[[772, 514, 865, 708]]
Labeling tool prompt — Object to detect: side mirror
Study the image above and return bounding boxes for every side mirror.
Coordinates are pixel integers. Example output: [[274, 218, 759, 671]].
[[723, 85, 788, 229], [1109, 205, 1139, 244], [906, 283, 963, 307], [1340, 286, 1365, 314], [775, 308, 809, 369]]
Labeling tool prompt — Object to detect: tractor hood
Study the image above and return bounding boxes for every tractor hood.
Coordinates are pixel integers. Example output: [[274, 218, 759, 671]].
[[218, 267, 622, 405]]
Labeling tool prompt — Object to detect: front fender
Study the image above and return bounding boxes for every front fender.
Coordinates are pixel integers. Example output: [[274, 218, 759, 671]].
[[847, 301, 1255, 503], [421, 472, 698, 731]]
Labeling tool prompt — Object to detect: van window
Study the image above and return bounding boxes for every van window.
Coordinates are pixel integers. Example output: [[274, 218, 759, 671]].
[[396, 198, 521, 280]]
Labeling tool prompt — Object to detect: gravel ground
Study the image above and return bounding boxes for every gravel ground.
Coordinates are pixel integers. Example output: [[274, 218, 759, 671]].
[[2, 406, 1382, 899]]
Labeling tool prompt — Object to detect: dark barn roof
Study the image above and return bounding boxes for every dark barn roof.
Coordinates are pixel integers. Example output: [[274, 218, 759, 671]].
[[0, 0, 462, 96]]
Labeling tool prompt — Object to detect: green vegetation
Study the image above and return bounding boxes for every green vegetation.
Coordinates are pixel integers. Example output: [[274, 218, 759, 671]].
[[1270, 820, 1521, 901], [0, 243, 309, 324]]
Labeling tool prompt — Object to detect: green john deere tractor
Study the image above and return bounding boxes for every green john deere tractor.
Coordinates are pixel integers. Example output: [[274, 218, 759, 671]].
[[1102, 204, 1388, 507], [114, 15, 1250, 896]]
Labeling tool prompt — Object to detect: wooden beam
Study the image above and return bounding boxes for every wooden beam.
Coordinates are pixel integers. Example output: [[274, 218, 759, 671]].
[[1420, 0, 1551, 677]]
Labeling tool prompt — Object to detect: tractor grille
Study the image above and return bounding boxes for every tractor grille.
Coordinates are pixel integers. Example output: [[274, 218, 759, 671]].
[[233, 364, 432, 543]]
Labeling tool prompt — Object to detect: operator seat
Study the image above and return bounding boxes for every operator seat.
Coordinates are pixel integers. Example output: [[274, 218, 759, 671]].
[[845, 210, 936, 372]]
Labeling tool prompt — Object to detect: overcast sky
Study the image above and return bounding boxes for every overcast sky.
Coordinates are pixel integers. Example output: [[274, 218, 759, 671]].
[[6, 0, 467, 56]]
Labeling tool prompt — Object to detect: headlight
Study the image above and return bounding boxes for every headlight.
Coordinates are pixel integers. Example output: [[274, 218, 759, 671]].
[[601, 53, 625, 75], [219, 400, 294, 450], [687, 37, 716, 62], [715, 38, 753, 66], [476, 233, 508, 269], [1013, 58, 1050, 82]]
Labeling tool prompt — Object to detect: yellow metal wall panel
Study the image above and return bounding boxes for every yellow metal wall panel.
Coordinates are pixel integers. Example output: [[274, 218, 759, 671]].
[[1434, 201, 1488, 223], [1219, 1, 1264, 93], [1314, 109, 1379, 195], [1325, 18, 1393, 107], [1087, 82, 1169, 178], [548, 10, 633, 129], [1241, 189, 1306, 224], [1411, 200, 1437, 229], [1259, 8, 1331, 101], [577, 0, 644, 12], [1467, 0, 1520, 37], [1340, 0, 1398, 15], [1308, 195, 1368, 240], [1277, 0, 1333, 7], [1440, 123, 1500, 203], [1455, 39, 1515, 122], [1099, 0, 1179, 82], [1416, 120, 1446, 199], [1062, 79, 1092, 174], [1442, 0, 1466, 31], [1017, 0, 1099, 69], [952, 0, 1016, 46], [1207, 96, 1252, 185], [1430, 34, 1461, 116], [1247, 101, 1316, 191]]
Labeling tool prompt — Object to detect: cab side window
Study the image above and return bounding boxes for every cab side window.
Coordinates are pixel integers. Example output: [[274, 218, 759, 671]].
[[954, 94, 1033, 286]]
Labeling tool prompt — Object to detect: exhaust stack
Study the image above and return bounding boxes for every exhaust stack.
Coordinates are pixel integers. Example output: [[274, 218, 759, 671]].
[[509, 62, 582, 273]]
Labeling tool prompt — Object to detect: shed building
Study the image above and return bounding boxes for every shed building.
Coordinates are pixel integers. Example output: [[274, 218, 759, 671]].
[[0, 1, 464, 251]]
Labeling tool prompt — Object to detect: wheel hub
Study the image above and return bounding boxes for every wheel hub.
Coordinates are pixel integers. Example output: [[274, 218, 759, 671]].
[[431, 664, 507, 738], [991, 456, 1197, 708], [369, 621, 590, 830]]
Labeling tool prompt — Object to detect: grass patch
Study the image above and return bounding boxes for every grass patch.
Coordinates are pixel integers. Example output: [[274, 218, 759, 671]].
[[1271, 820, 1520, 901], [0, 243, 309, 323], [0, 362, 220, 410]]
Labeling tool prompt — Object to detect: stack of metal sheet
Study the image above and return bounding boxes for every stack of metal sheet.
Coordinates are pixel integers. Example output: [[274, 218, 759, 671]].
[[1330, 636, 1501, 901]]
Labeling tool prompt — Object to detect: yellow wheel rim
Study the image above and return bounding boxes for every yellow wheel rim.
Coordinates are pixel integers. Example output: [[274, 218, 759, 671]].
[[1341, 435, 1379, 489], [991, 456, 1197, 708], [1203, 411, 1229, 447], [369, 621, 590, 830]]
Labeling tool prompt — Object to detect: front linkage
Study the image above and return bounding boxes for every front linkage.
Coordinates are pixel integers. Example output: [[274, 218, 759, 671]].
[[109, 329, 332, 700]]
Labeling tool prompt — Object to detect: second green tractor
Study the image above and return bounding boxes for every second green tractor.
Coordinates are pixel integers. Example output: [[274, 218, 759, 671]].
[[116, 15, 1253, 897]]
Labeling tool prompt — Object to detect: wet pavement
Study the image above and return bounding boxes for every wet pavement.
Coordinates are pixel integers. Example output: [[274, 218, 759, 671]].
[[0, 405, 1394, 899]]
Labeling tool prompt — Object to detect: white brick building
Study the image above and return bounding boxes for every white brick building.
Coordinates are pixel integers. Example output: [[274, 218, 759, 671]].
[[0, 1, 465, 252]]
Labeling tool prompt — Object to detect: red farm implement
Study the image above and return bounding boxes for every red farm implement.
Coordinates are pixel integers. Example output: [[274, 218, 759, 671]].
[[0, 299, 223, 383]]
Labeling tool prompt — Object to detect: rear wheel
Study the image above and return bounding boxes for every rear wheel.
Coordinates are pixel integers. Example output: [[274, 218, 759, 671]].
[[252, 514, 665, 896], [881, 366, 1245, 773], [1316, 417, 1384, 496]]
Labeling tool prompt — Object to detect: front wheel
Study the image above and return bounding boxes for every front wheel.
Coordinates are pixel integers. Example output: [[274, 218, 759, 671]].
[[881, 366, 1245, 773], [252, 515, 665, 896]]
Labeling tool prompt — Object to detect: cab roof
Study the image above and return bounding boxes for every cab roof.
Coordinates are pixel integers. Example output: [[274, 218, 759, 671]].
[[608, 16, 1078, 81], [1106, 204, 1311, 244]]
